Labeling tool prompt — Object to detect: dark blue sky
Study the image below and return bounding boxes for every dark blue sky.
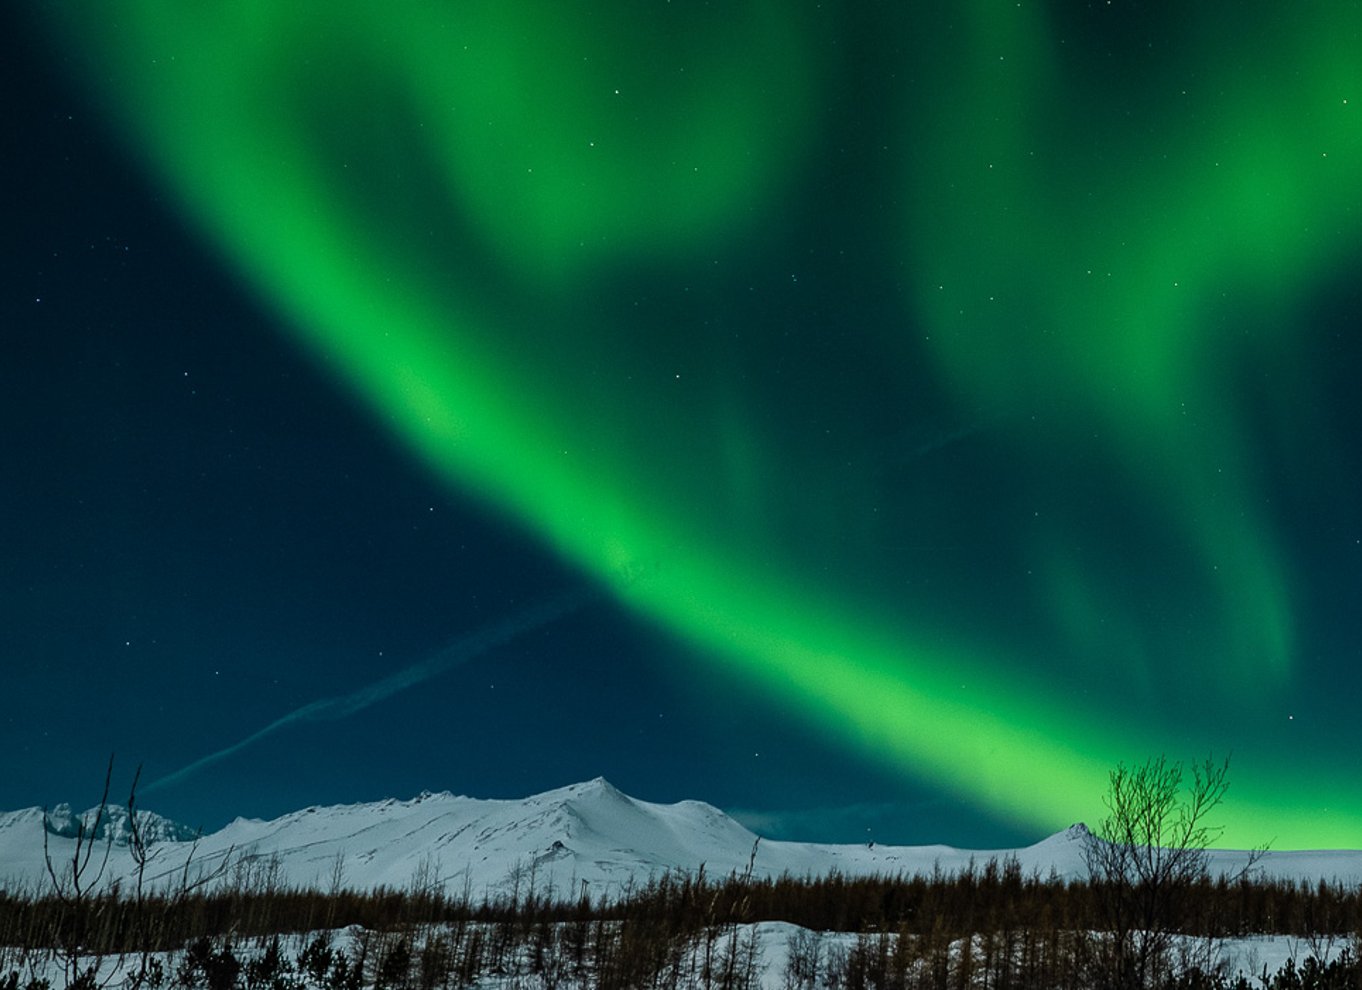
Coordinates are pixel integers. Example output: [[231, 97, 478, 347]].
[[0, 6, 1017, 847], [6, 3, 1362, 851]]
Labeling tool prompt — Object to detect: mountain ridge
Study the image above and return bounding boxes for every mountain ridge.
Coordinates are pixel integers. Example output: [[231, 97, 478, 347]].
[[3, 779, 1355, 899]]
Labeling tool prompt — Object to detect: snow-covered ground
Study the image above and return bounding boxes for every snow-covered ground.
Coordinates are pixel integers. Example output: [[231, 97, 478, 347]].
[[5, 778, 1354, 900], [5, 921, 1356, 990]]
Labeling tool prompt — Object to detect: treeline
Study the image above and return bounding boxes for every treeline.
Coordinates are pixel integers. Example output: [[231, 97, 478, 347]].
[[748, 860, 1362, 940], [14, 857, 1362, 956], [6, 859, 1362, 990]]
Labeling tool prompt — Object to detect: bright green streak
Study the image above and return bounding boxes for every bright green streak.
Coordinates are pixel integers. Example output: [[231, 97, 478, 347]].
[[36, 2, 1362, 846]]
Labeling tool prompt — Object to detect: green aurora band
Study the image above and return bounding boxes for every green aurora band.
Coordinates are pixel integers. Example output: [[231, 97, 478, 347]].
[[35, 2, 1362, 846]]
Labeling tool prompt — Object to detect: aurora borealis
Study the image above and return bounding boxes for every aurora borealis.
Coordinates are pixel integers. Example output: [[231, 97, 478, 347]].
[[6, 3, 1362, 847]]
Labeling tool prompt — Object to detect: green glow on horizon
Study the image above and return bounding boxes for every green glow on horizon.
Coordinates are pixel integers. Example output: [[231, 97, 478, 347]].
[[34, 2, 1362, 846]]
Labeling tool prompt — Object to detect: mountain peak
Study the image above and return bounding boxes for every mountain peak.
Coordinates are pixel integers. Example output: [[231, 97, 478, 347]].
[[562, 776, 621, 796], [570, 776, 626, 800], [40, 803, 197, 847], [526, 777, 632, 815]]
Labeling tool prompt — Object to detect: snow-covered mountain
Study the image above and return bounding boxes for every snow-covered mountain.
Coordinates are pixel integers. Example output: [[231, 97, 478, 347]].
[[1, 778, 1353, 900]]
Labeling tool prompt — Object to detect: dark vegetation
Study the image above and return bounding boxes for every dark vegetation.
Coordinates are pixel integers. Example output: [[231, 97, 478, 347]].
[[3, 758, 1360, 990], [9, 863, 1362, 990]]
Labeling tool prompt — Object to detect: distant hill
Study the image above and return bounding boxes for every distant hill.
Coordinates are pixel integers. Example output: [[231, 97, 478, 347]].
[[1, 778, 1344, 899]]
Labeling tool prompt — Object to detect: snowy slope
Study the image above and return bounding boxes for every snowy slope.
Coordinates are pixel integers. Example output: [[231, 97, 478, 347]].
[[2, 778, 1357, 900]]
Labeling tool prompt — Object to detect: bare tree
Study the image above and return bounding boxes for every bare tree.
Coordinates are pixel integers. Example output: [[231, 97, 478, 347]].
[[123, 764, 231, 990], [39, 758, 234, 990], [1083, 754, 1260, 990], [42, 756, 117, 990]]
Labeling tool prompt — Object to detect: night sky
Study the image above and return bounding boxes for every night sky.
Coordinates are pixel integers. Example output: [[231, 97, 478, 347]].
[[4, 3, 1361, 849]]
